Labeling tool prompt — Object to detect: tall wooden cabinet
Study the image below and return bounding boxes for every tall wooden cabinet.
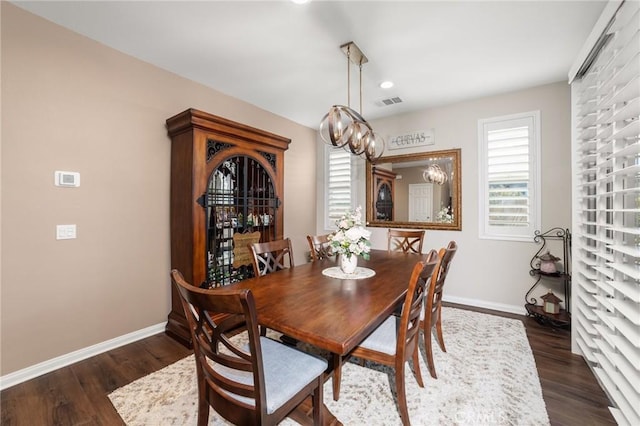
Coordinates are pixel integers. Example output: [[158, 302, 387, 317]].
[[165, 108, 290, 346]]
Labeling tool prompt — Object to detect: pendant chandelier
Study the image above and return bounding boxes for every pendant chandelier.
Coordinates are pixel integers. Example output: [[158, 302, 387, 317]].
[[319, 42, 385, 161], [423, 164, 448, 185]]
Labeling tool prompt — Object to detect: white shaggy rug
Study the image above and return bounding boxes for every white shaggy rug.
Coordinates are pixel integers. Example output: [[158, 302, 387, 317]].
[[109, 308, 549, 425]]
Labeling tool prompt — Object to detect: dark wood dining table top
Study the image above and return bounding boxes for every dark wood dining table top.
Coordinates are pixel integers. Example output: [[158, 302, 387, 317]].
[[226, 249, 424, 356]]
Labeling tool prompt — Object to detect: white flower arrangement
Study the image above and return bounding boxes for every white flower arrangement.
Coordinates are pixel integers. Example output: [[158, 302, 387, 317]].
[[328, 206, 372, 260], [436, 206, 454, 224]]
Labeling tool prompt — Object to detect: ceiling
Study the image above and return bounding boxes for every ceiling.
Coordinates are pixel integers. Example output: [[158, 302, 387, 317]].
[[12, 1, 606, 129]]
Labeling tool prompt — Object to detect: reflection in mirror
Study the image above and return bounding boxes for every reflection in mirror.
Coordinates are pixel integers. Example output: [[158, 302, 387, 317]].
[[366, 149, 461, 230]]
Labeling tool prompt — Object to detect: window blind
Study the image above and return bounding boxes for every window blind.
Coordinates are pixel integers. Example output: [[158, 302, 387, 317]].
[[327, 148, 352, 225], [487, 123, 531, 227], [571, 1, 639, 425], [478, 111, 540, 240]]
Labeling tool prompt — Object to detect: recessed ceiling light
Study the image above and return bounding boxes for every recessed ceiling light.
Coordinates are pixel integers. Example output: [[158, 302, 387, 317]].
[[290, 0, 311, 4], [380, 81, 394, 89]]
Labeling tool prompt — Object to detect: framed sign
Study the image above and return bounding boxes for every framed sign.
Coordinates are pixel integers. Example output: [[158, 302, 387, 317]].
[[387, 129, 435, 150]]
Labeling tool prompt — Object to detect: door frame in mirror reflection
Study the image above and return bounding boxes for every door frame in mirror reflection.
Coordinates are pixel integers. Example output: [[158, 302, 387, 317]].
[[366, 148, 461, 231]]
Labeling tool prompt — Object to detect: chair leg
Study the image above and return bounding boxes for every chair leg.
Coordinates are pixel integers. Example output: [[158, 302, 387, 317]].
[[424, 324, 437, 379], [435, 314, 446, 352], [412, 345, 424, 388], [197, 385, 210, 426], [395, 362, 410, 426], [312, 377, 324, 426]]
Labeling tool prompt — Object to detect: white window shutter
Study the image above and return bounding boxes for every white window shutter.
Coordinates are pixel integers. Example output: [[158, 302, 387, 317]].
[[571, 1, 640, 425], [326, 147, 352, 227], [479, 111, 541, 241]]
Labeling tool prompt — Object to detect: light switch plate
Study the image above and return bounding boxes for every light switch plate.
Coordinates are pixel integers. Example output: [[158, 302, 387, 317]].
[[56, 224, 77, 240]]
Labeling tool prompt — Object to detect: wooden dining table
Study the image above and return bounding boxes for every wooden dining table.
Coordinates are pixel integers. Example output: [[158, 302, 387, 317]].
[[225, 248, 425, 423]]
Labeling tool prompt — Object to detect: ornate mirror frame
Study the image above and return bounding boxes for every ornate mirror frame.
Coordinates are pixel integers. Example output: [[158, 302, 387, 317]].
[[365, 148, 461, 231]]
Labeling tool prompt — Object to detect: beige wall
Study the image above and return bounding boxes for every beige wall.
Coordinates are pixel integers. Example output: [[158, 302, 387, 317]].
[[317, 81, 572, 313], [0, 3, 316, 375]]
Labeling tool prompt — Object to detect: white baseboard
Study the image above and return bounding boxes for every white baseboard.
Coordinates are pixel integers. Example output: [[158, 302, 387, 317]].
[[443, 295, 528, 316], [0, 322, 166, 391]]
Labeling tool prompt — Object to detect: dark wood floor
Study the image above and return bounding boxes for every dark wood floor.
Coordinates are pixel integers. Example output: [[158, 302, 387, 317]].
[[1, 304, 615, 426]]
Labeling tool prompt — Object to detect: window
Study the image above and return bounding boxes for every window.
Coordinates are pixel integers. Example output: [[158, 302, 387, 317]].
[[324, 146, 353, 229], [478, 111, 541, 241]]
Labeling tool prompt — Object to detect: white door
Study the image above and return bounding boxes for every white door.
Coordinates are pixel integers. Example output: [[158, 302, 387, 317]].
[[409, 183, 433, 222]]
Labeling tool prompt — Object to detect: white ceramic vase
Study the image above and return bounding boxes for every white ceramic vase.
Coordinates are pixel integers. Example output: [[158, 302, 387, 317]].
[[340, 253, 358, 274]]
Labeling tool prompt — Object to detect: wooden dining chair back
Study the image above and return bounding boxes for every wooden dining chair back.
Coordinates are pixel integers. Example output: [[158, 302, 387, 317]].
[[422, 240, 458, 379], [250, 238, 294, 277], [250, 237, 297, 340], [387, 229, 425, 254], [343, 250, 439, 425], [306, 234, 333, 261], [171, 269, 326, 426]]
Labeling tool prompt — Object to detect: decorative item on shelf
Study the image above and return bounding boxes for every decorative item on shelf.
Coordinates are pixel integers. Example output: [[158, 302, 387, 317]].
[[232, 231, 261, 269], [328, 206, 372, 274], [525, 228, 571, 328], [537, 251, 560, 274], [541, 291, 562, 314], [246, 212, 255, 227], [319, 41, 385, 162], [423, 164, 448, 185]]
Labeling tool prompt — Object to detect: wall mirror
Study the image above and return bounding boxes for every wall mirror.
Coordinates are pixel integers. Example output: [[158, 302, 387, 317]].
[[366, 148, 461, 230]]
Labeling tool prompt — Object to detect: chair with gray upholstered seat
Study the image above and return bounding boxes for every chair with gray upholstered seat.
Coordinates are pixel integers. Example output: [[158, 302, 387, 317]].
[[171, 269, 327, 426], [421, 240, 458, 379], [249, 238, 296, 340], [339, 250, 439, 426], [249, 238, 294, 277]]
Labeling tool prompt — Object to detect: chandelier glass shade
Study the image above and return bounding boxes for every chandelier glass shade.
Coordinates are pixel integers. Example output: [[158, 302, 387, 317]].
[[423, 164, 448, 185], [320, 42, 385, 161], [319, 106, 385, 159]]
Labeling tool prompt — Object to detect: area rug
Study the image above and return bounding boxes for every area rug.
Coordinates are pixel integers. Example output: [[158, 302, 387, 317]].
[[109, 308, 549, 425]]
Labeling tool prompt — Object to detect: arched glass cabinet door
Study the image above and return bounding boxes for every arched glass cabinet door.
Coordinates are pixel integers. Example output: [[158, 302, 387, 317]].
[[372, 166, 396, 221], [205, 155, 278, 287], [376, 183, 393, 221]]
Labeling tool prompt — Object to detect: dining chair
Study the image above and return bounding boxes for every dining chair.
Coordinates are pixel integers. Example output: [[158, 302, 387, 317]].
[[171, 269, 327, 426], [340, 250, 439, 426], [387, 229, 425, 254], [250, 238, 296, 341], [249, 238, 295, 277], [306, 234, 333, 261], [421, 240, 458, 379]]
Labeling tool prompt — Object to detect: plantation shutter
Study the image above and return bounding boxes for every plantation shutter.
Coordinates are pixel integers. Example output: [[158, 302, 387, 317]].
[[478, 111, 540, 241], [487, 119, 532, 227], [571, 1, 640, 425], [327, 148, 352, 224]]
